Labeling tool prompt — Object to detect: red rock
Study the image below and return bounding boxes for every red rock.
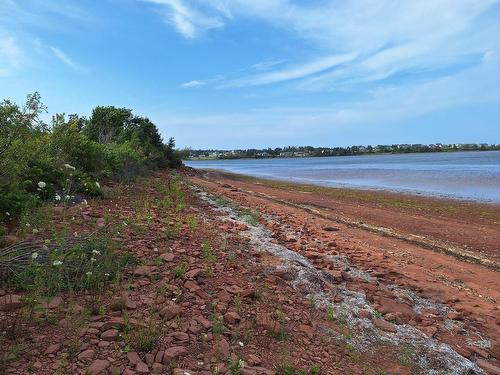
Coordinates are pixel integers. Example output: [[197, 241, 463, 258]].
[[78, 349, 95, 361], [186, 268, 203, 279], [184, 280, 200, 292], [88, 359, 110, 374], [160, 303, 182, 319], [134, 265, 153, 277], [373, 318, 397, 333], [127, 351, 141, 365], [45, 343, 61, 355], [159, 253, 175, 262], [47, 296, 62, 309], [327, 270, 343, 282], [214, 338, 230, 357], [256, 313, 279, 332], [299, 324, 314, 338], [155, 350, 164, 363], [378, 297, 415, 321], [162, 346, 188, 364], [136, 361, 149, 373], [224, 311, 241, 325], [420, 326, 437, 337], [0, 294, 23, 311], [476, 359, 500, 375], [195, 315, 212, 329], [101, 329, 120, 341], [152, 363, 164, 374], [171, 331, 189, 341], [247, 354, 262, 366]]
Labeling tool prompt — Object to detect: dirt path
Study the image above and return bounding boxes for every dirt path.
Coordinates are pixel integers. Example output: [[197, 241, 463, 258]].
[[189, 171, 500, 374]]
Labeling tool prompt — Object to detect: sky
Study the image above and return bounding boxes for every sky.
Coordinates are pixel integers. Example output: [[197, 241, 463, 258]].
[[0, 0, 499, 149]]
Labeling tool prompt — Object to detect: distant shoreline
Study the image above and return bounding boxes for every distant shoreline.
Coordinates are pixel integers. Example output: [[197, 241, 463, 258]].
[[186, 147, 500, 161]]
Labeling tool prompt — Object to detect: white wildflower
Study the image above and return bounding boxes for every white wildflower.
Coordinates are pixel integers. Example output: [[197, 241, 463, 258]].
[[55, 194, 61, 201], [5, 212, 10, 216], [32, 228, 39, 234], [238, 341, 244, 347], [90, 257, 96, 263], [95, 181, 100, 189], [104, 273, 110, 277], [31, 252, 38, 260], [25, 223, 31, 227], [92, 250, 101, 255], [38, 181, 46, 188], [53, 260, 63, 266], [238, 359, 245, 368], [64, 163, 76, 170], [83, 199, 88, 205], [86, 271, 92, 276]]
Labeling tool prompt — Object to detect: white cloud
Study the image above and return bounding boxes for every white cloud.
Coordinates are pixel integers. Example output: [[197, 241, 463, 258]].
[[146, 0, 499, 92], [224, 53, 356, 87], [180, 79, 206, 88], [142, 0, 224, 38], [0, 36, 22, 76], [49, 46, 82, 71]]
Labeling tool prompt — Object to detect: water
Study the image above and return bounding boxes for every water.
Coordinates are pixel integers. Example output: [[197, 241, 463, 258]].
[[186, 151, 500, 202]]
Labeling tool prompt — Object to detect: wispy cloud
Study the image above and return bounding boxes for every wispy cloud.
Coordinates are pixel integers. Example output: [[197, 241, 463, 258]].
[[49, 46, 83, 71], [146, 0, 499, 94], [180, 79, 206, 88], [0, 36, 22, 76], [224, 53, 357, 87], [142, 0, 224, 38]]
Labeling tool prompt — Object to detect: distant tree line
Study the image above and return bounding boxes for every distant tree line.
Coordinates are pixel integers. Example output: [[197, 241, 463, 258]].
[[187, 143, 500, 160]]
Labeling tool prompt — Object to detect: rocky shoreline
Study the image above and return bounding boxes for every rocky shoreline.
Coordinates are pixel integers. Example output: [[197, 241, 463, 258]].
[[0, 170, 498, 374]]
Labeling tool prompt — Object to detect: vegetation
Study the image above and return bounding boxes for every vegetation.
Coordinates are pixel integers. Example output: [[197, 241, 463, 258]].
[[0, 93, 182, 237]]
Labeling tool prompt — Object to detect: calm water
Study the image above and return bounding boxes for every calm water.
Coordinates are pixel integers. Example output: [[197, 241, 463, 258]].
[[186, 151, 500, 202]]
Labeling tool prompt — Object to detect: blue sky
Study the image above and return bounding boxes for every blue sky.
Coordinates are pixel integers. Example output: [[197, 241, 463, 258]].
[[1, 0, 499, 149]]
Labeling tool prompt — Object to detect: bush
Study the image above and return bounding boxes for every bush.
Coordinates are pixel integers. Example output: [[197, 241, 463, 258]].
[[0, 93, 182, 229]]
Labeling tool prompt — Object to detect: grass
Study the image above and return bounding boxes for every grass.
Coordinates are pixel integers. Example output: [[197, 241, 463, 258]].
[[325, 305, 336, 321], [174, 263, 188, 278], [125, 323, 162, 353], [211, 314, 225, 335], [10, 237, 136, 298], [202, 239, 217, 263]]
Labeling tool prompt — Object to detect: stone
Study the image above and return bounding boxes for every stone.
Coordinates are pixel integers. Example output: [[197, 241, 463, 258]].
[[214, 338, 231, 358], [162, 346, 188, 364], [96, 218, 106, 227], [78, 349, 95, 361], [136, 361, 149, 374], [101, 329, 120, 341], [171, 331, 189, 341], [160, 303, 182, 319], [45, 343, 61, 355], [476, 359, 500, 375], [373, 319, 397, 333], [159, 253, 175, 262], [256, 313, 279, 332], [0, 294, 23, 311], [247, 354, 262, 366], [224, 311, 241, 325], [127, 352, 141, 365], [134, 265, 153, 277], [184, 280, 200, 292], [299, 324, 314, 338], [152, 363, 164, 374], [47, 296, 62, 309], [88, 359, 110, 375]]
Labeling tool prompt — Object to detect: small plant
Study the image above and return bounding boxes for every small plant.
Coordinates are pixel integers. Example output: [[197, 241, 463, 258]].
[[174, 263, 188, 278], [274, 327, 288, 341], [281, 364, 298, 375], [372, 310, 383, 319], [187, 215, 198, 232], [125, 323, 162, 353], [228, 358, 245, 375], [211, 314, 225, 335], [310, 364, 321, 374], [233, 294, 241, 311], [325, 305, 336, 321], [202, 239, 217, 263]]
